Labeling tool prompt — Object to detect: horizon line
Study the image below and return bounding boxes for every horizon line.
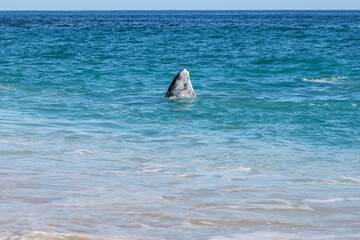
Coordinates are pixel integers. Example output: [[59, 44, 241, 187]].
[[1, 9, 360, 11]]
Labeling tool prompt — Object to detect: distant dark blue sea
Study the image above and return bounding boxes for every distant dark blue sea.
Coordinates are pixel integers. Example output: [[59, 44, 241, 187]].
[[1, 11, 360, 240]]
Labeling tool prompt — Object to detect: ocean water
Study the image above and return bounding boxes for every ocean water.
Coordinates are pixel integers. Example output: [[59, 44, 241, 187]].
[[1, 10, 360, 240]]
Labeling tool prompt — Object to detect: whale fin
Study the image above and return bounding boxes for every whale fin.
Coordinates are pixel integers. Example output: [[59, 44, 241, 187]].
[[165, 69, 196, 98]]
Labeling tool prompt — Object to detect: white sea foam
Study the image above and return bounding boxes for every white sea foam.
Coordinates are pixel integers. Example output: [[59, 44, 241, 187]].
[[73, 149, 93, 155], [138, 168, 160, 173], [3, 231, 110, 240], [301, 76, 348, 84], [73, 149, 86, 155], [0, 139, 35, 147], [233, 166, 251, 171], [306, 198, 343, 203], [306, 197, 360, 203], [0, 85, 14, 91], [210, 232, 301, 240], [227, 199, 313, 212], [209, 232, 360, 240], [5, 231, 360, 240], [341, 176, 360, 183]]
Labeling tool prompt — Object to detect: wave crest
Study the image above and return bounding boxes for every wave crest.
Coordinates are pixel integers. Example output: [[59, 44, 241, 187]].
[[301, 77, 349, 84]]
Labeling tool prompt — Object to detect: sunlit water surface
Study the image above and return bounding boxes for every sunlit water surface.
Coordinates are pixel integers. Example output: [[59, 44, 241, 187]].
[[1, 11, 360, 240]]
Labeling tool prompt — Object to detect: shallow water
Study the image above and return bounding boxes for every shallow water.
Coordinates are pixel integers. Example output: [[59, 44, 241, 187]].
[[1, 11, 360, 239]]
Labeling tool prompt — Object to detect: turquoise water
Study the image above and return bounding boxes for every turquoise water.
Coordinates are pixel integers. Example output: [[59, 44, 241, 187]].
[[1, 11, 360, 239]]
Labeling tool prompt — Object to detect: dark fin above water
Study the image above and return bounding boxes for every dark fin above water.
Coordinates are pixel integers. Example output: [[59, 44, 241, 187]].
[[165, 69, 196, 98]]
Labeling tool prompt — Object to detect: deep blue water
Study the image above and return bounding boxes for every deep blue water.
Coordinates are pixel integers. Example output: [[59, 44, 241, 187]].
[[1, 11, 360, 240]]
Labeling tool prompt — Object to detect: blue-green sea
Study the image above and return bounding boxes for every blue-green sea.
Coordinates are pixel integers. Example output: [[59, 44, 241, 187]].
[[1, 11, 360, 240]]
